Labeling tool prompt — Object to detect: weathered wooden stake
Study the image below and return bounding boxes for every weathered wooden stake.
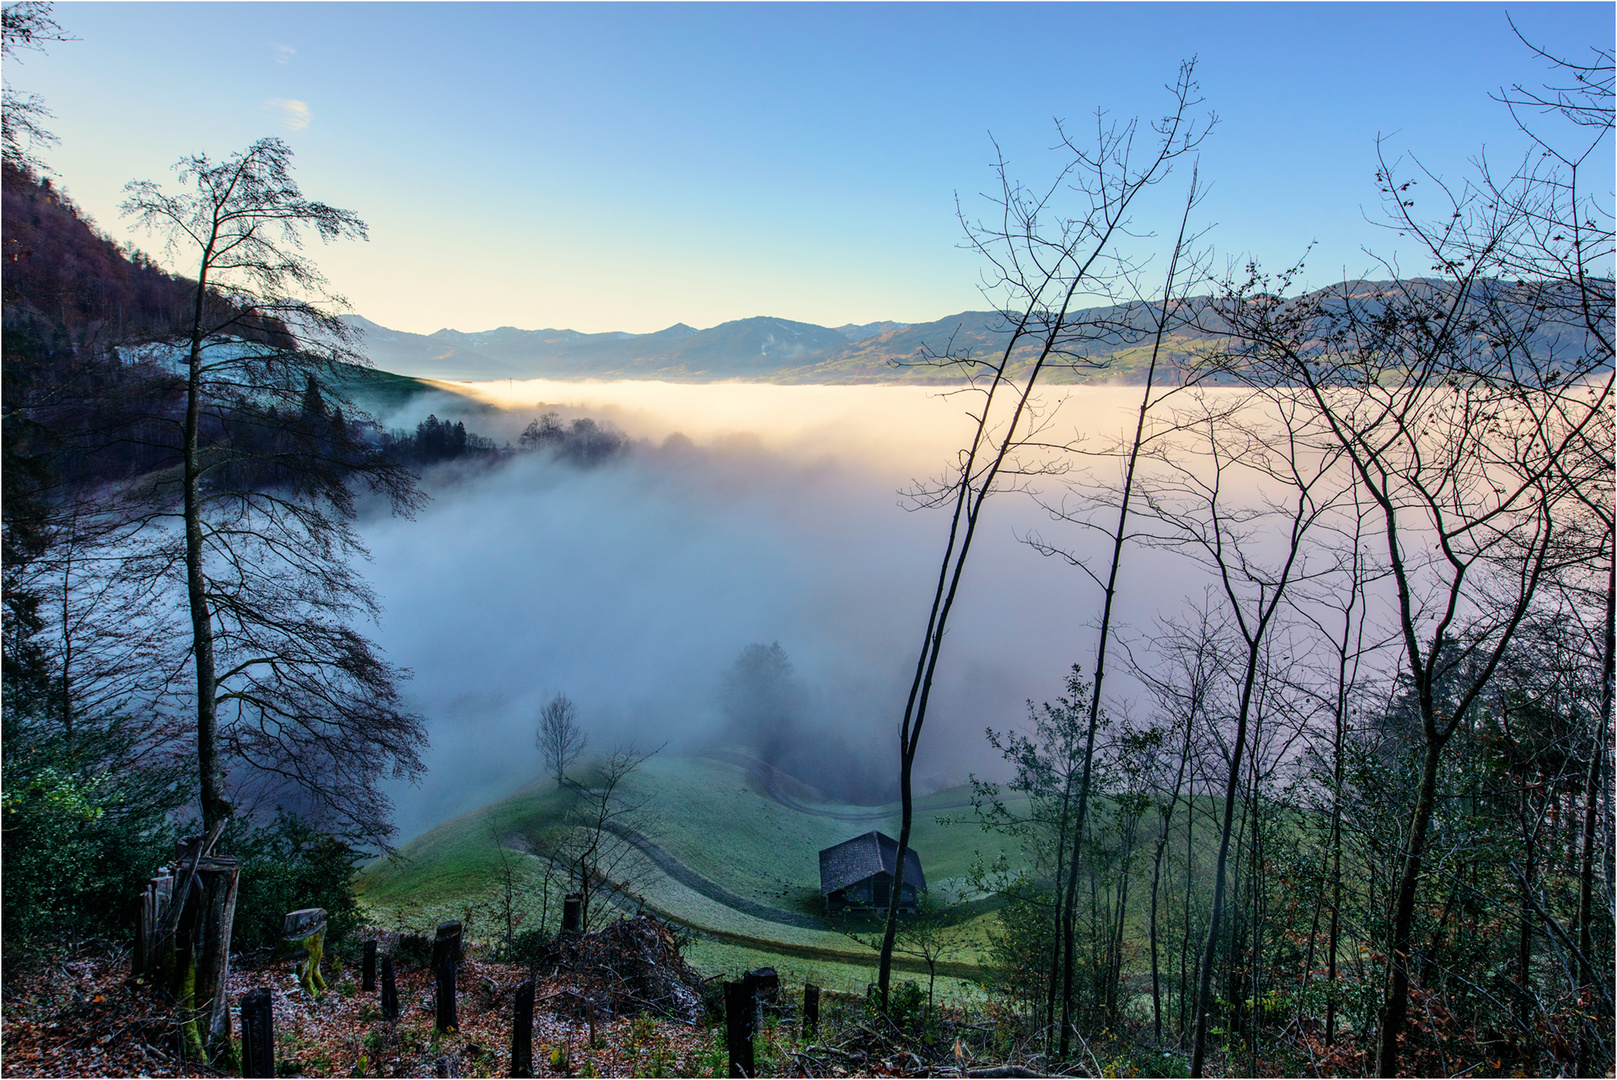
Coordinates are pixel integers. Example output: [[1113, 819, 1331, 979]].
[[803, 983, 820, 1037], [751, 967, 780, 1006], [435, 960, 458, 1032], [725, 976, 758, 1078], [432, 920, 463, 972], [380, 954, 399, 1021], [134, 871, 172, 977], [362, 939, 377, 993], [510, 979, 535, 1078], [562, 893, 583, 935], [196, 858, 241, 1060], [240, 988, 275, 1079]]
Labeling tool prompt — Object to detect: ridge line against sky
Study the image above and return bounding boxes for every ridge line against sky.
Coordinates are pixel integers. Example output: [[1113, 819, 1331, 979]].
[[8, 2, 1612, 336]]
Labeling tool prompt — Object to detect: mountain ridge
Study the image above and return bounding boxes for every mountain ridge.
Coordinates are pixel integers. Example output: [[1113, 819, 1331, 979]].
[[347, 276, 1602, 386], [343, 305, 1203, 384]]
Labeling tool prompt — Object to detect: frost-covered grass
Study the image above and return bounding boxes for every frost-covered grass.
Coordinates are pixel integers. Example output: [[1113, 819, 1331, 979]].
[[356, 753, 1026, 971]]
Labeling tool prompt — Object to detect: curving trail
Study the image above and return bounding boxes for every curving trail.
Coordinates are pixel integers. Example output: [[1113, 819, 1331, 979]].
[[512, 754, 997, 979], [599, 820, 826, 929]]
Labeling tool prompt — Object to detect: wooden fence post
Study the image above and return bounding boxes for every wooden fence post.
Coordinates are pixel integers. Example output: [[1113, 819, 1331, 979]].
[[433, 921, 463, 971], [380, 954, 399, 1021], [195, 859, 241, 1059], [751, 967, 779, 1007], [562, 893, 583, 935], [724, 975, 758, 1078], [510, 979, 535, 1078], [803, 983, 820, 1038], [240, 988, 275, 1079], [435, 959, 458, 1032], [134, 872, 172, 977], [362, 940, 377, 993]]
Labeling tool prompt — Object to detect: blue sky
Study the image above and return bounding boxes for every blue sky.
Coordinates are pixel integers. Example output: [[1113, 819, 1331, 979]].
[[10, 2, 1613, 334]]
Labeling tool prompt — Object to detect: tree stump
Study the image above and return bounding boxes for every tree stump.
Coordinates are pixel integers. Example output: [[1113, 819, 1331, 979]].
[[432, 921, 463, 972], [724, 976, 758, 1078], [240, 988, 275, 1079], [562, 893, 583, 935], [380, 954, 399, 1021], [510, 979, 535, 1078], [166, 845, 239, 1066], [803, 983, 820, 1037], [281, 908, 328, 998], [362, 939, 377, 992], [751, 967, 780, 1007], [435, 959, 458, 1033]]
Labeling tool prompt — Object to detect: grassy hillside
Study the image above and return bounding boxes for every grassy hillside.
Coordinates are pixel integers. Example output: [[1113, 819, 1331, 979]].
[[357, 753, 1030, 982]]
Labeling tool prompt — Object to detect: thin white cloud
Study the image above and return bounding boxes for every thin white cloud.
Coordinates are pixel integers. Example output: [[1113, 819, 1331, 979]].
[[265, 98, 311, 132], [269, 42, 295, 64]]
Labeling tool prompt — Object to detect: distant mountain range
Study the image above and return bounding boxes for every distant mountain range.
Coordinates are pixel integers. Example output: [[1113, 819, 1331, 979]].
[[344, 307, 1208, 384], [348, 278, 1603, 386]]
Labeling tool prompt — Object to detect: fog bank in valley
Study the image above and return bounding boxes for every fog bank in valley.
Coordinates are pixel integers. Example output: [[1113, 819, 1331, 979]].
[[361, 383, 1179, 842]]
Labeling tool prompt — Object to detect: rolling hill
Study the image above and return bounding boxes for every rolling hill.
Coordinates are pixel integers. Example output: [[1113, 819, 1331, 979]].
[[356, 752, 1030, 990]]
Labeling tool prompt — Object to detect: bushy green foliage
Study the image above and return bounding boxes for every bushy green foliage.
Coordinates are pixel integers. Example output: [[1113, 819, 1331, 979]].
[[0, 711, 184, 948], [228, 813, 363, 955], [499, 925, 557, 970]]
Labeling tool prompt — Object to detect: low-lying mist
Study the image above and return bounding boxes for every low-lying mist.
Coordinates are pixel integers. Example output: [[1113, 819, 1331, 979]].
[[359, 382, 1183, 842]]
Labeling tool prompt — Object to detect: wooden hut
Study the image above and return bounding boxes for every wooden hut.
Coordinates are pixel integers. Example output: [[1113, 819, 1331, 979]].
[[818, 831, 925, 914]]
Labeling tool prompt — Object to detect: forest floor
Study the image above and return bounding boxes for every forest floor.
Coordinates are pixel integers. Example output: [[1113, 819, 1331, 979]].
[[0, 915, 1017, 1079]]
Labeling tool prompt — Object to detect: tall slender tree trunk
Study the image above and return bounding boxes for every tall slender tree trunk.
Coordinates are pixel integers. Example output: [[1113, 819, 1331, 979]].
[[1576, 554, 1614, 1075], [1055, 176, 1198, 1057], [1516, 786, 1538, 1027], [182, 262, 228, 831], [1324, 800, 1343, 1046], [1180, 771, 1195, 1045], [1150, 715, 1192, 1045], [1373, 737, 1446, 1077], [1045, 794, 1073, 1052], [1190, 646, 1262, 1077]]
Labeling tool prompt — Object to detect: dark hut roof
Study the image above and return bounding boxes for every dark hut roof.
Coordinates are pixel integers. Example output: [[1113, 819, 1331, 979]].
[[818, 831, 926, 897]]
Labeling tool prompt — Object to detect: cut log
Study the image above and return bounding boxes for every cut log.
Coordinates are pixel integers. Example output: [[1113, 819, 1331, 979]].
[[435, 959, 458, 1033], [751, 967, 780, 1005], [510, 979, 535, 1078], [803, 983, 820, 1037], [380, 954, 399, 1021], [562, 893, 583, 935], [432, 921, 463, 972], [194, 860, 241, 1057], [725, 977, 758, 1078], [240, 988, 274, 1079]]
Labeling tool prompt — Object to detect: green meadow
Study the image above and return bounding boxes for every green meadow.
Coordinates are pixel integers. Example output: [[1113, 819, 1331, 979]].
[[356, 753, 1030, 989]]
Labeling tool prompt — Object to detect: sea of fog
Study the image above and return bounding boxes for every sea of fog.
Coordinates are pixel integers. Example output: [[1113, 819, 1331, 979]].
[[360, 381, 1220, 843]]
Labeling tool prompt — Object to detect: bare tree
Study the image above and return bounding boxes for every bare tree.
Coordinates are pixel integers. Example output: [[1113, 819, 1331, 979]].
[[877, 59, 1209, 1015], [1, 1, 71, 171], [1124, 389, 1349, 1076], [1215, 208, 1611, 1080], [539, 743, 663, 929], [1020, 164, 1214, 1055], [536, 692, 587, 786], [120, 138, 426, 844]]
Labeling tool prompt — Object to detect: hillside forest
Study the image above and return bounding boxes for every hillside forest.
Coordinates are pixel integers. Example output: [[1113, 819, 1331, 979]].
[[2, 6, 1613, 1079]]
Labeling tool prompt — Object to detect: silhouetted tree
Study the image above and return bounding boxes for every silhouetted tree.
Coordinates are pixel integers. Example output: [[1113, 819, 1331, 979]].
[[120, 138, 426, 843], [877, 60, 1209, 1016], [536, 692, 587, 786]]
